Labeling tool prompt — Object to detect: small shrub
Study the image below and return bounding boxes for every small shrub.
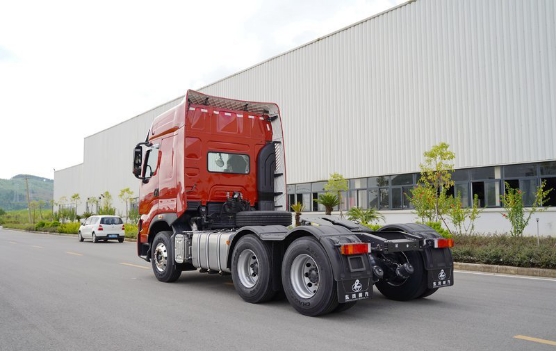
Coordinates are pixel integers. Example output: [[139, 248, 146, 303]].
[[57, 222, 80, 234], [125, 224, 138, 239]]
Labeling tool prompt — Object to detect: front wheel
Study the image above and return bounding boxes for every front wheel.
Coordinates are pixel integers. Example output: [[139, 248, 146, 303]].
[[151, 231, 181, 282], [78, 232, 84, 242], [231, 235, 276, 303], [281, 237, 339, 316]]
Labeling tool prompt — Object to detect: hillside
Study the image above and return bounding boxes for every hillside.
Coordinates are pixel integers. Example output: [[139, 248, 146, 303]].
[[0, 175, 53, 211]]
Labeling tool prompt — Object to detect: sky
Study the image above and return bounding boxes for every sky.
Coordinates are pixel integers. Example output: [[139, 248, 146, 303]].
[[0, 0, 405, 180]]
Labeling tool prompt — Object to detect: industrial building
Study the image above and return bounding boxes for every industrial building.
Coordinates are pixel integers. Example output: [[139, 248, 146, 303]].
[[54, 0, 556, 236]]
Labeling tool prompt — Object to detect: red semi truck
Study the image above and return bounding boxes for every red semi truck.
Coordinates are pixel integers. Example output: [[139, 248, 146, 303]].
[[132, 90, 454, 316]]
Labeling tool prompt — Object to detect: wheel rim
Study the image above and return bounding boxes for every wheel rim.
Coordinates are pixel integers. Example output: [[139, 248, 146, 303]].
[[237, 249, 258, 288], [290, 254, 320, 299], [153, 242, 168, 273]]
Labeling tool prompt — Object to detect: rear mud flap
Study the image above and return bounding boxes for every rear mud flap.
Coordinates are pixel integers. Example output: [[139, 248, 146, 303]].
[[427, 266, 454, 289], [337, 278, 372, 303]]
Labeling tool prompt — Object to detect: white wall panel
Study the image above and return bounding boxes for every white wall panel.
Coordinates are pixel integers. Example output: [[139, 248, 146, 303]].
[[54, 0, 555, 227], [200, 0, 555, 184]]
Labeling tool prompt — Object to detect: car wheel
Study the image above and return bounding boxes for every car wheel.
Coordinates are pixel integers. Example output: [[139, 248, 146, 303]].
[[118, 238, 124, 243], [92, 233, 98, 243], [78, 232, 84, 242]]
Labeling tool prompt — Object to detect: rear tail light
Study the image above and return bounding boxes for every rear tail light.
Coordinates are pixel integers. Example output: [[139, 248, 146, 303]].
[[121, 225, 125, 230], [98, 225, 103, 231], [434, 238, 454, 248], [340, 243, 371, 255]]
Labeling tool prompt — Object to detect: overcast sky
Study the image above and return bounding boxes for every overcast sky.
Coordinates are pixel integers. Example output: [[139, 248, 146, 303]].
[[0, 0, 405, 180]]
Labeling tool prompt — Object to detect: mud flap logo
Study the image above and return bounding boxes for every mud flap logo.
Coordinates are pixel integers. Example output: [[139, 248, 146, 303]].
[[340, 278, 370, 303], [438, 269, 446, 281]]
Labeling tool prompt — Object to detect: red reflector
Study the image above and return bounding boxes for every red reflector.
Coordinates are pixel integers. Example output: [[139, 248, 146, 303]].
[[435, 238, 454, 248], [340, 243, 370, 255]]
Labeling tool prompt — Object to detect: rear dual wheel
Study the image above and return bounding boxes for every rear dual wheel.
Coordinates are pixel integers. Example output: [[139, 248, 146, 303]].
[[281, 237, 342, 316], [231, 235, 277, 303], [375, 251, 430, 301]]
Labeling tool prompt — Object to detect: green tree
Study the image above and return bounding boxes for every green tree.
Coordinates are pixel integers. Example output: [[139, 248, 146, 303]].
[[290, 202, 303, 227], [323, 173, 348, 217], [410, 143, 455, 231], [70, 193, 81, 221], [119, 187, 134, 223], [501, 181, 552, 237], [347, 206, 385, 224], [315, 193, 340, 215], [99, 191, 115, 215]]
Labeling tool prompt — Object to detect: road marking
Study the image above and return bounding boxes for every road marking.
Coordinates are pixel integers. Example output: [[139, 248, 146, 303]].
[[9, 241, 17, 244], [66, 251, 83, 256], [32, 245, 43, 248], [514, 335, 556, 346], [120, 263, 150, 269]]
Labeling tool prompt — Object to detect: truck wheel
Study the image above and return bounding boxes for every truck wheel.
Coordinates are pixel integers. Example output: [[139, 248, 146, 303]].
[[281, 237, 339, 316], [231, 235, 276, 303], [151, 231, 182, 283], [375, 251, 427, 301], [235, 211, 292, 227]]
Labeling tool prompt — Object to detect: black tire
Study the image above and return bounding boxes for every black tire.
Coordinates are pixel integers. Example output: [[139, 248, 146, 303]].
[[92, 233, 98, 243], [419, 288, 439, 298], [118, 238, 124, 243], [151, 231, 182, 283], [231, 235, 276, 303], [281, 237, 339, 316], [333, 301, 358, 313], [78, 232, 84, 242], [235, 211, 292, 227], [375, 251, 428, 301]]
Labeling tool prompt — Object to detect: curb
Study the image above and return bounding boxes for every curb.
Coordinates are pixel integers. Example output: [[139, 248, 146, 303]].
[[454, 262, 556, 278]]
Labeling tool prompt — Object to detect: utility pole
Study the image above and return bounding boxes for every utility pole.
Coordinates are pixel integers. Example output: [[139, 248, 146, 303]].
[[25, 176, 31, 223]]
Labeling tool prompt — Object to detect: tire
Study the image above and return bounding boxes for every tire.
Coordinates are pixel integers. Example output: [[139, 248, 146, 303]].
[[92, 233, 98, 243], [151, 231, 182, 283], [333, 301, 358, 313], [118, 238, 124, 243], [235, 211, 292, 227], [281, 237, 339, 316], [375, 251, 428, 301], [231, 235, 276, 303], [419, 288, 439, 298], [78, 232, 84, 242]]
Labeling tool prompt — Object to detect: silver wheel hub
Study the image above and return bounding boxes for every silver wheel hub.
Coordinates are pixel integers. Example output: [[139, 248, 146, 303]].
[[290, 254, 320, 298], [237, 249, 258, 288], [154, 242, 168, 273]]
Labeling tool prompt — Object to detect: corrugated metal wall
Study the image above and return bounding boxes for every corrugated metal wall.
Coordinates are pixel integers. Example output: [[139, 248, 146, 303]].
[[54, 98, 182, 213], [200, 0, 556, 184], [54, 0, 555, 219]]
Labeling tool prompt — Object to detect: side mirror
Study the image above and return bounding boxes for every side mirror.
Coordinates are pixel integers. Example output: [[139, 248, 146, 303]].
[[132, 144, 145, 179]]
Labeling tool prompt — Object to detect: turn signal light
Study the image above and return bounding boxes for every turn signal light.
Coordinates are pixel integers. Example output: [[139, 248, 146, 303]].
[[340, 243, 371, 255], [434, 238, 454, 248]]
